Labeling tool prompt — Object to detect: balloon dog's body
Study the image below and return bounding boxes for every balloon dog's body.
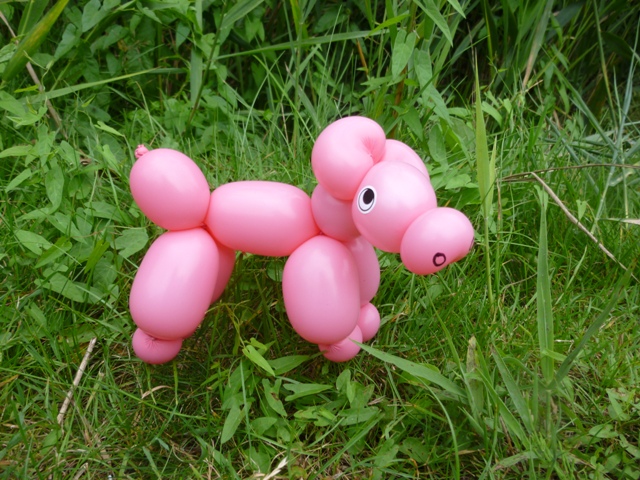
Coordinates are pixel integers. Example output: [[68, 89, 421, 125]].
[[128, 116, 474, 364]]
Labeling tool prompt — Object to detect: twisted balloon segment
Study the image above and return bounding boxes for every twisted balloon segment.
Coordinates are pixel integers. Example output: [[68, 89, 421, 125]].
[[128, 116, 475, 364]]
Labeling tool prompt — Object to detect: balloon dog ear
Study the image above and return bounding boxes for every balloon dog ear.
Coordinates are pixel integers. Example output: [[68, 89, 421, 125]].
[[311, 116, 386, 201], [381, 139, 430, 179]]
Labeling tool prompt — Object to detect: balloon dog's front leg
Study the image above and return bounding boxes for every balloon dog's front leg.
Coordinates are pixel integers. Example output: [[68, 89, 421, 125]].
[[282, 236, 364, 361]]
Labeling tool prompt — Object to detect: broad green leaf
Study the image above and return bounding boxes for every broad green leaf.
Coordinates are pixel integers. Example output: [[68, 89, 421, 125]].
[[85, 239, 110, 273], [220, 404, 243, 444], [391, 29, 417, 78], [359, 343, 466, 400], [53, 23, 81, 60], [81, 0, 113, 33], [401, 107, 424, 140], [100, 144, 120, 171], [267, 354, 310, 375], [115, 228, 149, 258], [49, 212, 83, 240], [0, 92, 27, 117], [2, 0, 70, 82], [336, 369, 351, 394], [412, 0, 453, 45], [45, 164, 64, 211], [0, 145, 33, 159], [35, 237, 72, 268], [588, 424, 618, 439], [494, 452, 538, 470], [15, 229, 52, 255], [283, 383, 332, 401], [0, 43, 17, 63], [428, 124, 447, 166], [251, 416, 277, 435], [12, 105, 47, 126], [5, 168, 33, 192], [576, 200, 588, 221], [242, 344, 275, 376], [444, 173, 472, 190], [95, 120, 125, 137], [44, 272, 88, 303], [90, 201, 119, 220], [262, 379, 287, 417], [414, 48, 433, 87], [339, 406, 379, 426]]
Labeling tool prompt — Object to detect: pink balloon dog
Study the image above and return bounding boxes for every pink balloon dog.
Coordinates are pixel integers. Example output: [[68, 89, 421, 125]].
[[128, 116, 474, 364]]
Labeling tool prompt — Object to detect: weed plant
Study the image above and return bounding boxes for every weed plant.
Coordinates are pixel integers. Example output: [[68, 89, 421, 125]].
[[1, 1, 639, 478]]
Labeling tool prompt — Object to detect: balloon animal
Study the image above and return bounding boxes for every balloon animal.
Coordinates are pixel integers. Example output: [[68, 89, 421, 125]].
[[128, 116, 474, 364]]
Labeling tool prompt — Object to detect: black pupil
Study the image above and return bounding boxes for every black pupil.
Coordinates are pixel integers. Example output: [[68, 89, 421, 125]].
[[362, 188, 375, 204]]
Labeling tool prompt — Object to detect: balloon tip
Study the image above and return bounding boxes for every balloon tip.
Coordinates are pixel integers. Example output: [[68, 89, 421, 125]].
[[135, 145, 150, 159]]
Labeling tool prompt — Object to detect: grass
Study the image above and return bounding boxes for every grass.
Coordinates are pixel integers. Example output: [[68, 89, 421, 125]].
[[1, 0, 640, 478]]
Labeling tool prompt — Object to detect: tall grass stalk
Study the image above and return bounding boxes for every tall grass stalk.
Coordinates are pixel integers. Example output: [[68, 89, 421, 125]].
[[474, 65, 495, 308], [536, 189, 554, 387]]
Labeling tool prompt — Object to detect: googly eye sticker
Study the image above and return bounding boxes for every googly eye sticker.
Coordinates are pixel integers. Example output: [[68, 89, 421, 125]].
[[357, 186, 376, 214]]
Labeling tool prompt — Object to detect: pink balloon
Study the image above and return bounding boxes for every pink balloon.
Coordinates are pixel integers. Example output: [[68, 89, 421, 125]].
[[211, 243, 235, 304], [312, 117, 386, 200], [401, 207, 475, 275], [358, 303, 381, 341], [382, 139, 430, 179], [129, 228, 219, 340], [352, 161, 437, 252], [206, 181, 319, 257], [318, 325, 363, 362], [132, 328, 183, 364], [311, 184, 360, 242], [130, 148, 210, 231], [344, 236, 380, 305], [282, 236, 360, 345]]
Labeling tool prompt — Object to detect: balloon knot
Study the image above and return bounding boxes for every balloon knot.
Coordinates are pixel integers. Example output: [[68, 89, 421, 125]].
[[135, 145, 149, 159]]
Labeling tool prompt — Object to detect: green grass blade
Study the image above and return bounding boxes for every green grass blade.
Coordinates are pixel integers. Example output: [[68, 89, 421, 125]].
[[359, 343, 467, 401], [190, 0, 204, 107], [536, 189, 554, 384], [17, 0, 49, 37], [552, 264, 634, 388], [2, 0, 70, 83], [521, 0, 554, 89], [475, 71, 494, 219], [219, 0, 265, 31], [26, 68, 180, 103], [475, 63, 494, 306], [476, 368, 530, 447], [491, 348, 534, 435], [411, 0, 453, 45]]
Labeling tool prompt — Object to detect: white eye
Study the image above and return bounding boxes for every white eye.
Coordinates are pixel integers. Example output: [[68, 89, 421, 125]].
[[357, 186, 376, 214]]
